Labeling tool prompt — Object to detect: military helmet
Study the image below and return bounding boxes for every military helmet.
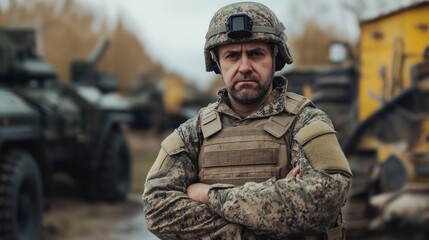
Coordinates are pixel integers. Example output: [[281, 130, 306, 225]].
[[204, 1, 293, 73]]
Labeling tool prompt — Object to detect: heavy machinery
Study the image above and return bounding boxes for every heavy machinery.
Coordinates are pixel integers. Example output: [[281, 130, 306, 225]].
[[0, 27, 134, 239], [71, 37, 119, 93], [127, 74, 215, 132], [285, 2, 429, 239], [126, 76, 167, 131]]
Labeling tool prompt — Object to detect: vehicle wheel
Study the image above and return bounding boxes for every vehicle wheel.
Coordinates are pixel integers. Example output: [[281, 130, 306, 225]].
[[0, 149, 43, 240], [97, 130, 131, 202]]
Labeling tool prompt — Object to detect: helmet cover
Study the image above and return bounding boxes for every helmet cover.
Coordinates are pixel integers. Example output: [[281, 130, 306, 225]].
[[204, 1, 293, 72]]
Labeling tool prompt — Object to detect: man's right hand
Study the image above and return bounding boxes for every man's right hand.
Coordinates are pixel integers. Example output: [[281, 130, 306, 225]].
[[286, 165, 301, 179]]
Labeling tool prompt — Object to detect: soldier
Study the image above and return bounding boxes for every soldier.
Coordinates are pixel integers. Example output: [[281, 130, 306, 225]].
[[143, 2, 352, 239]]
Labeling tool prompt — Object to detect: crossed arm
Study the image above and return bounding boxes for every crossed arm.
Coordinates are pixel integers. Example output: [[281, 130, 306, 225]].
[[144, 142, 350, 239], [143, 154, 245, 239], [143, 108, 351, 239], [187, 165, 301, 204]]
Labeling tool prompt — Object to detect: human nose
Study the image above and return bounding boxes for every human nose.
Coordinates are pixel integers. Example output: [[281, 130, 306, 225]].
[[238, 55, 252, 74]]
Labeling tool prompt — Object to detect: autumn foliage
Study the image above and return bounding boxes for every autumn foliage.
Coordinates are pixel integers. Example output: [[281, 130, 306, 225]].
[[0, 0, 163, 91], [0, 0, 348, 96], [289, 21, 348, 66]]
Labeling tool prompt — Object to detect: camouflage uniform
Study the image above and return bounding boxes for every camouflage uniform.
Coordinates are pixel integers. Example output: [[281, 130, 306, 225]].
[[143, 77, 352, 239], [144, 2, 351, 239]]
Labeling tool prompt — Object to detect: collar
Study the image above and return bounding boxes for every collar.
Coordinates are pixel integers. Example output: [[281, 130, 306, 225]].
[[215, 76, 289, 119]]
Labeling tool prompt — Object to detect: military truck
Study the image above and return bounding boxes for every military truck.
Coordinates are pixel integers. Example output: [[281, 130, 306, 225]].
[[285, 2, 429, 239], [0, 27, 133, 240]]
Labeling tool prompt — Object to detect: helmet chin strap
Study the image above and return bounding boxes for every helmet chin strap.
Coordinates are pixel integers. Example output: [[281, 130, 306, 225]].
[[273, 45, 279, 73], [210, 50, 221, 74]]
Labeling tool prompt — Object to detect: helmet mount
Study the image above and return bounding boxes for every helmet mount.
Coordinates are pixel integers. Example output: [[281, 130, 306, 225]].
[[204, 2, 293, 74], [226, 13, 253, 39]]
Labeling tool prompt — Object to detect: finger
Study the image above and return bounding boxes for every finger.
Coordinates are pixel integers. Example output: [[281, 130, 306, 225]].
[[286, 173, 295, 179], [286, 165, 299, 179], [291, 165, 300, 175], [290, 165, 301, 177]]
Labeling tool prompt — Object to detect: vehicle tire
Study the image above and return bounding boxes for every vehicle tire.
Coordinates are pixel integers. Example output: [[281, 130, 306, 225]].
[[97, 130, 131, 202], [0, 149, 43, 240]]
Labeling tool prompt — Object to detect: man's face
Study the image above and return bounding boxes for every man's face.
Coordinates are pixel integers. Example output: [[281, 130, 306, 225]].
[[217, 41, 274, 105]]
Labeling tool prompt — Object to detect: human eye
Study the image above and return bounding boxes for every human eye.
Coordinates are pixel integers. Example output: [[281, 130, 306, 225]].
[[248, 50, 265, 59], [224, 51, 240, 60]]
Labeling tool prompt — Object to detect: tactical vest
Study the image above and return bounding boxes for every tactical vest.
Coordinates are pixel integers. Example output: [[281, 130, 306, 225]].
[[198, 92, 312, 185]]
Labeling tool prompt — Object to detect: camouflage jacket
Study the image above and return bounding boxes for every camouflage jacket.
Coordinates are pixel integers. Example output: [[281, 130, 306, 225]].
[[143, 77, 352, 240]]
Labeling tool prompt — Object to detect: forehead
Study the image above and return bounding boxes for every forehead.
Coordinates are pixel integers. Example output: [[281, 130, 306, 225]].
[[217, 41, 271, 52]]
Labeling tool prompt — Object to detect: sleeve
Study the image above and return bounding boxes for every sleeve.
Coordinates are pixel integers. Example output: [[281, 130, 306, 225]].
[[206, 107, 352, 238], [142, 114, 244, 240]]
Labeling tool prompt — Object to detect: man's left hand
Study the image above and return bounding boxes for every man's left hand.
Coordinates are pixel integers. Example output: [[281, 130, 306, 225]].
[[187, 183, 211, 204]]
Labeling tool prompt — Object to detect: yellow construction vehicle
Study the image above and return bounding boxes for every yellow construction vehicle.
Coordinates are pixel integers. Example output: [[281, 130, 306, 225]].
[[285, 2, 429, 239]]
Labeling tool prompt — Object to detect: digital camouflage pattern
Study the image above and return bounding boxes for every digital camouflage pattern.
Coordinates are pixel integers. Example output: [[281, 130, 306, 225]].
[[204, 1, 293, 72], [143, 77, 352, 239]]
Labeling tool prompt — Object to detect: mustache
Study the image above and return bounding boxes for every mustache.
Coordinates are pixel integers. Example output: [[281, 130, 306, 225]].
[[233, 74, 259, 84]]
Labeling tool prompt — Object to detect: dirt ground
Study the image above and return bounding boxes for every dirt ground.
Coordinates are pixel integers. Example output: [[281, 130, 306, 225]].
[[42, 129, 163, 240]]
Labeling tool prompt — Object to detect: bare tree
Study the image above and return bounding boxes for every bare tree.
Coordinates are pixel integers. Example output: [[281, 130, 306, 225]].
[[339, 0, 417, 19]]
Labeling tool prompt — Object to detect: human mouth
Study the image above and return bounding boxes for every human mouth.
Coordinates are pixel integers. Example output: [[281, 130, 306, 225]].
[[234, 78, 257, 84], [234, 80, 258, 90]]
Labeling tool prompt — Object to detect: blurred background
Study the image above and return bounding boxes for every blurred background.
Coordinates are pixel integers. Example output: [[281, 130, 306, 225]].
[[0, 0, 428, 239]]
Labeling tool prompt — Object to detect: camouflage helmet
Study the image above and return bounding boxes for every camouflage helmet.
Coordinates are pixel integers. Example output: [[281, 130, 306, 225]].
[[204, 1, 293, 73]]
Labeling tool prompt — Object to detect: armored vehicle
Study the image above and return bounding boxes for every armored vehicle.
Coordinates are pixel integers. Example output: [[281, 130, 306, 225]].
[[0, 27, 133, 240], [285, 2, 429, 239], [71, 37, 120, 93]]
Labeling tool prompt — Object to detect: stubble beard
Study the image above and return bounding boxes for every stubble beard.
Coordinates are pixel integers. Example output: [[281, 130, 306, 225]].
[[229, 78, 271, 105]]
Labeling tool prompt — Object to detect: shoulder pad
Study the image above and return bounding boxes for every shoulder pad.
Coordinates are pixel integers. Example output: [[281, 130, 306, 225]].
[[295, 120, 352, 177], [285, 92, 313, 114], [295, 120, 335, 145], [161, 131, 185, 155]]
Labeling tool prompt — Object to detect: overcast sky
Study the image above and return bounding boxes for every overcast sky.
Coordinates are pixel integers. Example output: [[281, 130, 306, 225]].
[[69, 0, 415, 90]]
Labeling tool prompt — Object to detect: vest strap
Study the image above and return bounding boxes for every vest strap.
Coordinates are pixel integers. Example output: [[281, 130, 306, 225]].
[[285, 92, 312, 114], [201, 93, 312, 139], [201, 105, 222, 138], [263, 114, 294, 138], [262, 92, 312, 139]]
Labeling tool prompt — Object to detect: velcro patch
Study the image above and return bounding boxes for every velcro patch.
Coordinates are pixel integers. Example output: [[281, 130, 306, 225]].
[[295, 121, 352, 177], [201, 107, 222, 138], [161, 131, 185, 155], [146, 131, 185, 181]]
